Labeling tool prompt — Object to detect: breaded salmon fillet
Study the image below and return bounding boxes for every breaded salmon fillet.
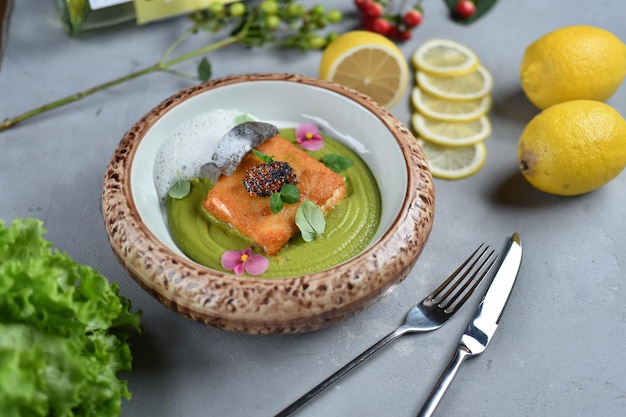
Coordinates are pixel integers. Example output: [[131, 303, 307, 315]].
[[203, 135, 346, 256]]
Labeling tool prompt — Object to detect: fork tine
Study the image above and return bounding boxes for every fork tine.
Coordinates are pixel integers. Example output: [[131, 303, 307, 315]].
[[438, 246, 495, 301], [445, 251, 497, 313], [429, 244, 488, 299], [430, 244, 497, 314]]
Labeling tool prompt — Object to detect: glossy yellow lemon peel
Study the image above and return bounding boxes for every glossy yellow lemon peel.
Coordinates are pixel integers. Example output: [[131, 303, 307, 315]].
[[518, 100, 626, 196], [520, 25, 626, 110]]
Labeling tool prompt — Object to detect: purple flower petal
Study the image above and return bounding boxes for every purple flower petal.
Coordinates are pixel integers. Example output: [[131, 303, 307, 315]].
[[244, 254, 270, 275], [298, 136, 324, 151], [221, 247, 269, 276], [233, 263, 245, 275], [221, 250, 244, 270], [295, 123, 324, 151], [296, 123, 318, 138]]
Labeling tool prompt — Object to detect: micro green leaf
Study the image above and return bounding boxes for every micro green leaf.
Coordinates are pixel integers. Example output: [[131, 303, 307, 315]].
[[168, 172, 191, 199], [322, 154, 353, 173], [296, 200, 326, 242], [270, 192, 284, 214], [252, 149, 274, 163], [280, 183, 300, 204], [197, 57, 212, 82], [234, 113, 256, 124]]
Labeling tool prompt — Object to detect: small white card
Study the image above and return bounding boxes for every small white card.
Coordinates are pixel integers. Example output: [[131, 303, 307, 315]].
[[88, 0, 130, 10]]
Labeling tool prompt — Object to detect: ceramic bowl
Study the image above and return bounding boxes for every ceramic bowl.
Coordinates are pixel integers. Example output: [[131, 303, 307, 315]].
[[102, 73, 434, 334]]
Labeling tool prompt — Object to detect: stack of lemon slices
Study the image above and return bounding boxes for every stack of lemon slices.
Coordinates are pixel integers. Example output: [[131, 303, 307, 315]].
[[411, 39, 493, 179]]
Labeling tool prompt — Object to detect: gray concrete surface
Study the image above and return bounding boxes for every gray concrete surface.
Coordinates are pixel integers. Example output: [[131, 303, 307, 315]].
[[1, 1, 625, 416]]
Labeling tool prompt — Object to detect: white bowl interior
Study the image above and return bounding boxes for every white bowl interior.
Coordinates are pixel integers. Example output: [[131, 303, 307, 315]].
[[130, 81, 408, 261]]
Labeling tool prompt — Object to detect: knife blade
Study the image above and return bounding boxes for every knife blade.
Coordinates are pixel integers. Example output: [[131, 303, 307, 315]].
[[416, 232, 523, 417]]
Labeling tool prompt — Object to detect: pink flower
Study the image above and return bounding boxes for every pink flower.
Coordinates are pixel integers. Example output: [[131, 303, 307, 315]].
[[296, 123, 324, 151], [221, 247, 269, 276]]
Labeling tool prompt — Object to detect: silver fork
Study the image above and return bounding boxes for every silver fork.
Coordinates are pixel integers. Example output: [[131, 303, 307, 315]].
[[274, 244, 498, 417]]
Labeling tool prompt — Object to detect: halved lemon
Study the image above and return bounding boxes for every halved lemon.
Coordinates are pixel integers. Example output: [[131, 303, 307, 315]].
[[412, 113, 491, 147], [411, 88, 491, 122], [416, 65, 493, 101], [319, 31, 409, 109], [417, 138, 487, 179], [412, 38, 480, 77]]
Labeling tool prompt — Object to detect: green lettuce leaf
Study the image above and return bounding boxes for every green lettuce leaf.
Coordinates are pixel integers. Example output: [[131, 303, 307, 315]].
[[0, 218, 141, 417]]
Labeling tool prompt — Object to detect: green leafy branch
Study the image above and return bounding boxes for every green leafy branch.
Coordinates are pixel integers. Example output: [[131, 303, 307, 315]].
[[0, 0, 342, 132]]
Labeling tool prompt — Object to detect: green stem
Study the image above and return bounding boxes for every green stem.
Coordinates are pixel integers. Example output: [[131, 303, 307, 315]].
[[159, 26, 195, 64], [0, 65, 159, 131], [161, 33, 241, 67], [0, 32, 243, 132], [161, 68, 197, 80]]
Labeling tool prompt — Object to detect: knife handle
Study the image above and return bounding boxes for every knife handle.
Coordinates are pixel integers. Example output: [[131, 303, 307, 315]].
[[416, 346, 471, 417]]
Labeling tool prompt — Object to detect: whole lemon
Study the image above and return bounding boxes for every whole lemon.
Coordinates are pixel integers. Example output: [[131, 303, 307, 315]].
[[518, 100, 626, 196], [520, 25, 626, 109]]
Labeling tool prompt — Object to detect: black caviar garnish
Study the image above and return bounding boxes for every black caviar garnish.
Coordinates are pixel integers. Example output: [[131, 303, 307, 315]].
[[243, 161, 298, 197]]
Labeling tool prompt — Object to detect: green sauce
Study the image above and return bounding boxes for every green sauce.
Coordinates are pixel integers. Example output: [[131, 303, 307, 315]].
[[167, 129, 381, 278]]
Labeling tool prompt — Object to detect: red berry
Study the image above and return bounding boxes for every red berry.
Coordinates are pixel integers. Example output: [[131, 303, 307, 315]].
[[371, 17, 391, 35], [360, 17, 374, 31], [360, 12, 377, 26], [397, 29, 412, 41], [354, 0, 370, 12], [363, 1, 384, 19], [387, 25, 400, 40], [454, 0, 476, 19], [403, 9, 423, 28]]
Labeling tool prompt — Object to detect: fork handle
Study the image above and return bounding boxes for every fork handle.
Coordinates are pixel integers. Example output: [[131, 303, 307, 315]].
[[416, 346, 471, 417], [274, 327, 410, 417]]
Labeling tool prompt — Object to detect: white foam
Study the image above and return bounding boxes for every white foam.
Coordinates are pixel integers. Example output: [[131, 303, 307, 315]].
[[153, 109, 246, 203]]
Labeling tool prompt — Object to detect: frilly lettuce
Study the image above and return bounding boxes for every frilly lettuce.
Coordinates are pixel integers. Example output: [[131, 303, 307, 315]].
[[0, 218, 141, 417]]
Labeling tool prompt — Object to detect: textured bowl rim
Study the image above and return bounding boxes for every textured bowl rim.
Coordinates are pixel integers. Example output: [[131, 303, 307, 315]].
[[102, 73, 435, 334]]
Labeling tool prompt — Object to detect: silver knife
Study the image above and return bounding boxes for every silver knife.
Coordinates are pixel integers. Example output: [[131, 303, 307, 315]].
[[416, 232, 523, 417]]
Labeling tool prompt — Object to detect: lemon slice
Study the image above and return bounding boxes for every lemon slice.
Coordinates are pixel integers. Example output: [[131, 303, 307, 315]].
[[411, 88, 491, 122], [418, 139, 487, 179], [319, 31, 409, 109], [412, 38, 480, 77], [416, 65, 493, 101], [412, 113, 491, 147]]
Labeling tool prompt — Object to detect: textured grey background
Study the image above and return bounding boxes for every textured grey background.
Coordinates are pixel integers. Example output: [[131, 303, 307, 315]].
[[1, 1, 625, 416]]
